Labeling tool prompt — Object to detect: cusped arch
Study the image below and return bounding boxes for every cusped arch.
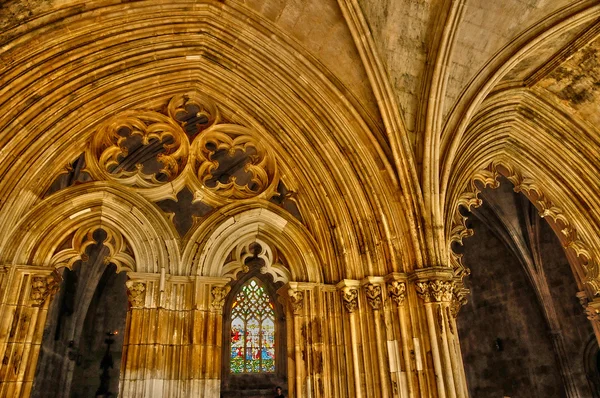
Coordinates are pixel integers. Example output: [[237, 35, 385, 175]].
[[0, 182, 180, 274], [446, 89, 600, 294], [183, 201, 324, 284], [446, 159, 600, 302]]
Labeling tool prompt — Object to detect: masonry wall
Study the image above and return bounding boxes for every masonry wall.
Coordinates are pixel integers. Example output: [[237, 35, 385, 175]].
[[458, 216, 570, 397]]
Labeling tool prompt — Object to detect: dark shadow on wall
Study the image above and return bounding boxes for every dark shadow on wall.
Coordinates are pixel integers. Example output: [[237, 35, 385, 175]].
[[32, 234, 128, 398], [456, 181, 595, 397]]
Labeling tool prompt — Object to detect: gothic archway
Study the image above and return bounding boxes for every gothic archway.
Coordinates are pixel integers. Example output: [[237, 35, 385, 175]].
[[220, 259, 287, 397]]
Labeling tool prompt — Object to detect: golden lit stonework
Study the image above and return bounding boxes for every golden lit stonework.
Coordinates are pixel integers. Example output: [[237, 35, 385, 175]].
[[86, 92, 279, 206]]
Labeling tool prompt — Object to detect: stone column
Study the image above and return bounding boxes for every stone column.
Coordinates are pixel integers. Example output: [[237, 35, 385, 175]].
[[285, 282, 308, 398], [362, 278, 391, 398], [338, 279, 363, 398], [191, 279, 230, 396], [119, 272, 229, 397], [0, 266, 60, 398], [411, 268, 468, 398], [385, 274, 414, 398]]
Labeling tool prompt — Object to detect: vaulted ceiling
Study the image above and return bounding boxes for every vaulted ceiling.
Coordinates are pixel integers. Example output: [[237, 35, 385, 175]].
[[0, 0, 598, 296]]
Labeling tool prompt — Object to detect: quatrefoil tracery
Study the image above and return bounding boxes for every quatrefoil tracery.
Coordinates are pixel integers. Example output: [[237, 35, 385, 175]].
[[86, 93, 279, 206]]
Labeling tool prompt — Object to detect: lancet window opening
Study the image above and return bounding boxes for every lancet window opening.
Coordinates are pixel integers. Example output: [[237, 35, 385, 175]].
[[230, 278, 276, 373]]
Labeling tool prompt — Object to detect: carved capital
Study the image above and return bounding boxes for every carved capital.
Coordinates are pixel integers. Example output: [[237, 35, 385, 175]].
[[341, 287, 359, 313], [450, 286, 469, 318], [210, 285, 231, 312], [288, 288, 304, 315], [415, 279, 453, 303], [125, 281, 147, 308], [577, 291, 600, 321], [29, 273, 60, 306], [585, 306, 600, 321], [387, 280, 406, 305], [364, 283, 382, 310]]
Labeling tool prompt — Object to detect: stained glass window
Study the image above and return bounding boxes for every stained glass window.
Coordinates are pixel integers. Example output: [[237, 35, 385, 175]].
[[230, 279, 275, 373]]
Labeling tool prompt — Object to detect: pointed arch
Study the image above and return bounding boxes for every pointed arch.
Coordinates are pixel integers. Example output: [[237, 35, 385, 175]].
[[444, 89, 600, 300], [183, 201, 324, 283], [0, 0, 413, 283], [0, 182, 180, 274]]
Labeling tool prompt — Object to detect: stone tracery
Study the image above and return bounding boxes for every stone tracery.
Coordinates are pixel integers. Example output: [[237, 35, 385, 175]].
[[85, 92, 280, 206]]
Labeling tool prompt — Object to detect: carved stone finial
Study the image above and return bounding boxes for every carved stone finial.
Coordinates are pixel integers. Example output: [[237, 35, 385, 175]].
[[125, 281, 147, 308], [30, 273, 60, 306], [210, 286, 231, 312], [415, 279, 453, 303], [341, 287, 359, 313], [387, 281, 406, 305], [365, 283, 382, 310], [288, 288, 304, 315]]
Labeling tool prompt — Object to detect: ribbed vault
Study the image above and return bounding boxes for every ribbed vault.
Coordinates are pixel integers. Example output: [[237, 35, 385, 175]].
[[0, 0, 414, 282]]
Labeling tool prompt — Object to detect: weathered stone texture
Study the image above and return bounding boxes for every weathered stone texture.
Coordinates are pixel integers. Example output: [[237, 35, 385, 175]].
[[241, 0, 384, 129], [358, 0, 439, 137], [444, 0, 574, 118], [537, 36, 600, 129]]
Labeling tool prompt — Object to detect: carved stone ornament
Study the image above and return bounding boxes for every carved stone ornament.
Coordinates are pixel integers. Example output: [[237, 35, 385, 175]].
[[586, 307, 600, 321], [86, 92, 279, 207], [341, 287, 359, 313], [49, 225, 135, 273], [450, 287, 469, 318], [288, 288, 304, 315], [29, 274, 60, 306], [365, 283, 383, 310], [577, 291, 600, 321], [450, 162, 600, 298], [415, 280, 453, 303], [387, 280, 406, 305], [210, 286, 231, 312], [125, 281, 147, 307]]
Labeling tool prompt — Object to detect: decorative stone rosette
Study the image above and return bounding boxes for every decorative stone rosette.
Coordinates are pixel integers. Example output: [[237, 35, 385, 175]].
[[86, 92, 279, 206]]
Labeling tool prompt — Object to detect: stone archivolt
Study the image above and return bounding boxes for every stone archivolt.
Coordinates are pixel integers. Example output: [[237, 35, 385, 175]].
[[447, 159, 600, 334]]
